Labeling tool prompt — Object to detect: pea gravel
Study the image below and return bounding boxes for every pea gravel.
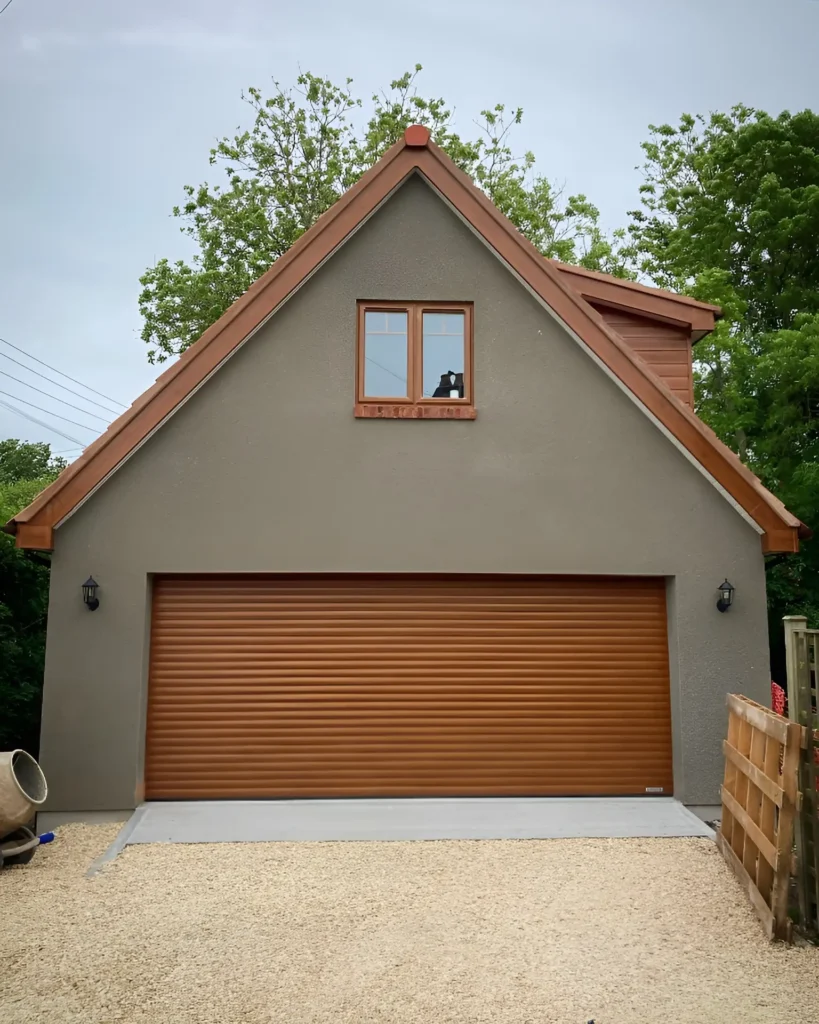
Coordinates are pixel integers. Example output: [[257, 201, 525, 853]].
[[2, 824, 818, 1023]]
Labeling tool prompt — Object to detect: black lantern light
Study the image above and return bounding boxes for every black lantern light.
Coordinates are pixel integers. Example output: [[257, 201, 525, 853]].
[[82, 576, 100, 611], [716, 579, 734, 613]]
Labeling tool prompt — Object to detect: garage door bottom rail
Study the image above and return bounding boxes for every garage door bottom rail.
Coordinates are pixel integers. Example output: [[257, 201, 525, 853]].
[[120, 796, 713, 844]]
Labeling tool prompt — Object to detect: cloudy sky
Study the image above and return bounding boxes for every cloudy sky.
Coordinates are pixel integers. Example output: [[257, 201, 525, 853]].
[[0, 0, 817, 457]]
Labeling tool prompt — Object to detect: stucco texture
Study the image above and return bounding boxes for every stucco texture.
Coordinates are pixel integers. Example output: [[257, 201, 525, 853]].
[[39, 174, 770, 812]]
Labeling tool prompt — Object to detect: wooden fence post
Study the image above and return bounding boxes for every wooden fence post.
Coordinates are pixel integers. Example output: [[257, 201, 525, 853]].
[[792, 627, 819, 933], [802, 634, 819, 934], [784, 616, 807, 713], [785, 617, 809, 928]]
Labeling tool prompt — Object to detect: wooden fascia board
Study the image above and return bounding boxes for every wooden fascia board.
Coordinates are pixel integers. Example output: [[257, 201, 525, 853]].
[[14, 524, 53, 551], [762, 528, 801, 555], [581, 297, 693, 333], [559, 274, 715, 334], [553, 262, 721, 332]]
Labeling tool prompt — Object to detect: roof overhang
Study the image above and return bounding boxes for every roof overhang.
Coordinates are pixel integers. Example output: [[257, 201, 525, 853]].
[[551, 262, 721, 340]]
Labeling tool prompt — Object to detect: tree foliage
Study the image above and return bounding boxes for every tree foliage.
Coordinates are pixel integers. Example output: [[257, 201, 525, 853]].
[[139, 67, 629, 362], [628, 106, 819, 329], [0, 442, 64, 754], [0, 439, 66, 484], [628, 106, 819, 629]]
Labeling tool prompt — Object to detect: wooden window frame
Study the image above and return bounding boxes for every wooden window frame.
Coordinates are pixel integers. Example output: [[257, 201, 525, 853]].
[[355, 301, 475, 419]]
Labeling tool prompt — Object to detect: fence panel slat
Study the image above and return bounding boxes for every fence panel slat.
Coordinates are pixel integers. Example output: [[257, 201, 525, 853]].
[[721, 787, 777, 870], [722, 741, 782, 807], [732, 718, 753, 864], [727, 692, 790, 744], [757, 734, 779, 903], [722, 708, 741, 849], [743, 724, 767, 884]]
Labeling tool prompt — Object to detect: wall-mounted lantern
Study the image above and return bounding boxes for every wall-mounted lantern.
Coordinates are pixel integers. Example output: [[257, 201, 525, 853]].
[[716, 579, 735, 613], [81, 577, 100, 611]]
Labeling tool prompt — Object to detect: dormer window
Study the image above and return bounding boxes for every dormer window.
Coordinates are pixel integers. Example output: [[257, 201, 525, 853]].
[[355, 301, 475, 418]]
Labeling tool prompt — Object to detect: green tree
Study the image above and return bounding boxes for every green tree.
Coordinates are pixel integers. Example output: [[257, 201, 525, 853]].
[[0, 441, 64, 754], [0, 439, 66, 484], [139, 66, 629, 363], [628, 105, 819, 643], [628, 106, 819, 330]]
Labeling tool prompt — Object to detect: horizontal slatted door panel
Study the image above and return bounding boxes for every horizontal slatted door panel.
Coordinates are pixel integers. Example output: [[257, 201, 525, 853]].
[[145, 575, 673, 799]]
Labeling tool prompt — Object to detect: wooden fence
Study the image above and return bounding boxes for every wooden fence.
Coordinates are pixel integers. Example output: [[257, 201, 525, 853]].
[[784, 616, 819, 935], [717, 693, 802, 941]]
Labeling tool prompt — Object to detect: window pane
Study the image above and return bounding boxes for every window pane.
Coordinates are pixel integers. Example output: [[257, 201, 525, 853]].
[[422, 312, 465, 399], [364, 310, 408, 397], [386, 312, 408, 333], [423, 313, 464, 336], [365, 311, 388, 333]]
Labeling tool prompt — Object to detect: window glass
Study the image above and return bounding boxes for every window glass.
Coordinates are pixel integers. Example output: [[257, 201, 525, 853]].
[[422, 312, 465, 398], [363, 311, 408, 397]]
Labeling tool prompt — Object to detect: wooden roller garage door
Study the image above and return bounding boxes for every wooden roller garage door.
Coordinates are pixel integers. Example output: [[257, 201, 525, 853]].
[[145, 575, 673, 798]]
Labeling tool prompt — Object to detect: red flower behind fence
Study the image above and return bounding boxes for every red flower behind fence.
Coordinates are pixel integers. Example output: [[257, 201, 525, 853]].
[[773, 680, 819, 786], [772, 681, 787, 716]]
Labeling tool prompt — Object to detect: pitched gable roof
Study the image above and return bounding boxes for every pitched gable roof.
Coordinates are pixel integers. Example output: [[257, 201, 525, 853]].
[[5, 126, 805, 554]]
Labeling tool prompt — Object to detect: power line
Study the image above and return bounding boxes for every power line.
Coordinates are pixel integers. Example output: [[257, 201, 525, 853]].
[[0, 0, 16, 15], [0, 370, 112, 423], [0, 336, 128, 408], [0, 350, 121, 415], [0, 389, 101, 432], [366, 355, 406, 384], [0, 399, 86, 446]]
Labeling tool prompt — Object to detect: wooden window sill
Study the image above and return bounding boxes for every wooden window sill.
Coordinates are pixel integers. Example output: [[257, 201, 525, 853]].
[[354, 404, 477, 420]]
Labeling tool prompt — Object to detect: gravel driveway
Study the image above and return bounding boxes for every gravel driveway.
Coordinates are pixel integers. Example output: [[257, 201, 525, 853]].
[[2, 824, 818, 1023]]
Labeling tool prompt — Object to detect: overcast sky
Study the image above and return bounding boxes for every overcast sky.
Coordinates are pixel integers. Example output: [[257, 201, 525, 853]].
[[1, 0, 817, 457]]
